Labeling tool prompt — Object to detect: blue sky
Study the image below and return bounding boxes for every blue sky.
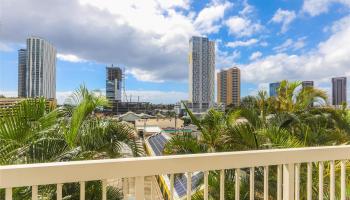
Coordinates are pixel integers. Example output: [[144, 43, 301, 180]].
[[1, 0, 350, 104]]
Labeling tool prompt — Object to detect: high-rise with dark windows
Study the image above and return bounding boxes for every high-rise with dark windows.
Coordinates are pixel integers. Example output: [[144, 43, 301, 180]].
[[269, 82, 281, 97], [18, 49, 27, 97], [302, 81, 314, 89], [26, 37, 56, 99], [188, 36, 215, 112], [106, 65, 122, 102], [332, 77, 347, 106]]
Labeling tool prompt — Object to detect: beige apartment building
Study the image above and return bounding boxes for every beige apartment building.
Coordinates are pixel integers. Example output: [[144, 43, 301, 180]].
[[217, 67, 241, 107]]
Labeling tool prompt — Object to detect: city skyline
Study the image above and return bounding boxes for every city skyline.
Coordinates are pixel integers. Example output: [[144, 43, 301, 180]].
[[1, 0, 350, 104]]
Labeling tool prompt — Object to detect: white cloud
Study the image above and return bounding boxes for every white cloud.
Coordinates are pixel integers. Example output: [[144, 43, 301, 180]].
[[242, 15, 350, 85], [0, 0, 238, 83], [57, 53, 86, 63], [294, 37, 307, 50], [249, 51, 262, 60], [194, 1, 233, 34], [127, 68, 164, 83], [56, 91, 74, 105], [271, 9, 296, 33], [0, 0, 199, 83], [225, 16, 263, 37], [226, 38, 259, 48], [216, 40, 240, 69], [78, 0, 191, 34], [239, 0, 254, 16], [0, 42, 13, 52], [156, 0, 190, 10], [273, 37, 306, 52], [302, 0, 350, 16]]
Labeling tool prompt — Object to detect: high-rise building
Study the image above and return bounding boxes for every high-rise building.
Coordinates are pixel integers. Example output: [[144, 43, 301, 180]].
[[188, 36, 215, 112], [26, 37, 56, 99], [106, 65, 122, 102], [269, 82, 281, 97], [332, 77, 347, 106], [217, 67, 241, 107], [302, 81, 314, 88], [18, 49, 27, 97]]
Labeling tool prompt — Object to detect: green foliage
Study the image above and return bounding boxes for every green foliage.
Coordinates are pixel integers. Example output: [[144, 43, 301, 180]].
[[165, 80, 350, 199], [182, 116, 192, 126], [0, 85, 140, 199]]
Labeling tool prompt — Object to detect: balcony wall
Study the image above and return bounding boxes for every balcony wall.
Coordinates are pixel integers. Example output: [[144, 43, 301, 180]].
[[1, 145, 350, 200]]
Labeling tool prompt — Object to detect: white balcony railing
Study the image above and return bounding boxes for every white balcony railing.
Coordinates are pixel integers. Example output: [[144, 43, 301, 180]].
[[1, 145, 350, 200]]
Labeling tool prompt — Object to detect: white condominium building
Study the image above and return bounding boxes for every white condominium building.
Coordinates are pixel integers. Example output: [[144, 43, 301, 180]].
[[26, 37, 56, 99], [188, 36, 215, 112]]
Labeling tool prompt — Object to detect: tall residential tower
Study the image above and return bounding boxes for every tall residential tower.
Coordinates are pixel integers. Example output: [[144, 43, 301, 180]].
[[332, 77, 347, 106], [106, 65, 122, 102], [217, 67, 241, 107], [18, 49, 27, 97], [269, 82, 281, 97], [188, 36, 215, 112], [25, 37, 56, 99], [302, 81, 314, 89]]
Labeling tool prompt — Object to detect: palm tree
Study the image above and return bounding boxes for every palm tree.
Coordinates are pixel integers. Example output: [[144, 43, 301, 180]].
[[60, 85, 143, 159], [0, 85, 142, 199], [0, 98, 61, 165], [274, 80, 328, 112], [164, 81, 350, 199]]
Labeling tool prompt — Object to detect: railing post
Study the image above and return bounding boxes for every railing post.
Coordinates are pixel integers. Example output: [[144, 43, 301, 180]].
[[102, 179, 107, 200], [80, 181, 85, 200], [295, 163, 300, 200], [319, 162, 324, 200], [264, 166, 269, 200], [5, 188, 12, 200], [277, 165, 282, 200], [283, 163, 295, 200], [187, 172, 192, 200], [220, 169, 225, 200], [330, 161, 335, 200], [32, 185, 38, 200], [135, 176, 145, 200], [249, 168, 254, 200], [123, 178, 128, 200], [170, 174, 174, 200], [204, 171, 209, 200], [307, 162, 313, 200], [57, 183, 63, 200], [235, 169, 240, 200], [341, 160, 346, 200]]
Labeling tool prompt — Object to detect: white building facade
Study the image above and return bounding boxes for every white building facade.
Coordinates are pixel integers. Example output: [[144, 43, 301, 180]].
[[188, 36, 215, 112], [26, 37, 56, 99]]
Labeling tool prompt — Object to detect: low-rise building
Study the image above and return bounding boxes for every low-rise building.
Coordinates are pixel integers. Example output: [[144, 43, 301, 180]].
[[135, 118, 184, 129], [0, 98, 56, 117]]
